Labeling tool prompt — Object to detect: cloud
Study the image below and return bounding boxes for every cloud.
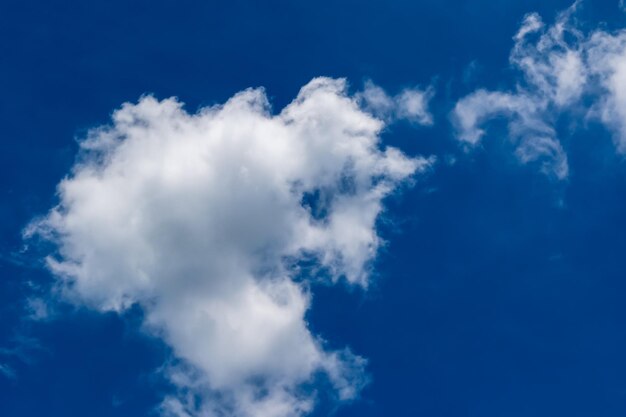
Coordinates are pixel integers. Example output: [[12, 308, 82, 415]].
[[24, 297, 51, 321], [0, 363, 16, 380], [26, 77, 432, 417], [452, 1, 626, 179], [358, 81, 434, 125], [452, 4, 584, 180], [0, 334, 47, 380], [586, 27, 626, 152]]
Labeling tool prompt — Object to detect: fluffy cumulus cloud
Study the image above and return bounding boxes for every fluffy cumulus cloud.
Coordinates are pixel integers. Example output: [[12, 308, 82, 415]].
[[453, 1, 626, 179], [26, 77, 433, 417]]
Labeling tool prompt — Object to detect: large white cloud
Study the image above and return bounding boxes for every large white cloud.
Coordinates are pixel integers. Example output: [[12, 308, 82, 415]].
[[26, 77, 433, 417], [452, 1, 626, 179]]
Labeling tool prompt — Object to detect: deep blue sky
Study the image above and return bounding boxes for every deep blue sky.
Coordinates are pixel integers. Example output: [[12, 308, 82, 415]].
[[2, 1, 626, 416]]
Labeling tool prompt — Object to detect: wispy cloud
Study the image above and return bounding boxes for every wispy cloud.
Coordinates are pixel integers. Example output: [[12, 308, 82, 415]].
[[0, 363, 16, 380], [358, 80, 434, 125], [0, 334, 47, 380], [452, 1, 626, 179]]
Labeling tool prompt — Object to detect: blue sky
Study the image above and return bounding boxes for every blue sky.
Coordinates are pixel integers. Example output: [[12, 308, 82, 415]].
[[3, 1, 626, 416]]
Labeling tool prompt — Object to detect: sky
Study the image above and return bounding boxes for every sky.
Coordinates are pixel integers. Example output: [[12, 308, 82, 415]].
[[2, 1, 626, 416]]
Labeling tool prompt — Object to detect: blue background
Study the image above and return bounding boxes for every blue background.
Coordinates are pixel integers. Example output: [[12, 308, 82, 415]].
[[2, 1, 626, 416]]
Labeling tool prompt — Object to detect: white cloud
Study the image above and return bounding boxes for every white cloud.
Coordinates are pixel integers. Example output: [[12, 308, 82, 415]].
[[358, 81, 434, 125], [452, 4, 584, 180], [454, 1, 626, 178], [26, 77, 432, 417], [586, 29, 626, 152], [24, 297, 51, 321], [510, 6, 587, 108]]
